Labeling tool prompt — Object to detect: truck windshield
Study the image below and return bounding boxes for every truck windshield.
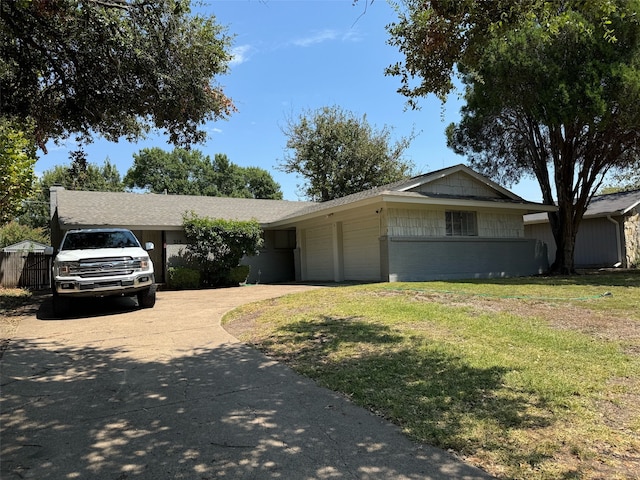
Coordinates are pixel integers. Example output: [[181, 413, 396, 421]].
[[61, 231, 140, 250]]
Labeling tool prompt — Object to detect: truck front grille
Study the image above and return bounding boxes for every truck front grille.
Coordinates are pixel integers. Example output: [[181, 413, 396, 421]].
[[71, 257, 142, 278]]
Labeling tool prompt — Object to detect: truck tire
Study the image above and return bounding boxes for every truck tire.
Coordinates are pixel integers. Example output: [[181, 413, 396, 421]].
[[137, 285, 156, 308]]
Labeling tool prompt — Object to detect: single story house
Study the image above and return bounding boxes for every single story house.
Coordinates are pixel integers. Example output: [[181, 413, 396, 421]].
[[524, 189, 640, 269], [50, 164, 555, 283]]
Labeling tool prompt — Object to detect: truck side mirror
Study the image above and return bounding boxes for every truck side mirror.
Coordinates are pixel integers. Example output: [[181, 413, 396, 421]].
[[44, 246, 55, 256], [144, 242, 155, 251]]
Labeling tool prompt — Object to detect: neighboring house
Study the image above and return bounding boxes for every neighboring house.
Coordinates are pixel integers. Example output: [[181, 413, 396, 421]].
[[524, 189, 640, 268], [49, 164, 555, 283], [2, 240, 49, 253]]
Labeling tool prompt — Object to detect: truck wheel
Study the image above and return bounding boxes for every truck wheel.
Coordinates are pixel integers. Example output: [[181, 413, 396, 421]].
[[137, 286, 156, 308]]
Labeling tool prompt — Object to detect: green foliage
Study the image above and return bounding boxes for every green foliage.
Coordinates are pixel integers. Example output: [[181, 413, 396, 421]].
[[386, 0, 640, 273], [124, 148, 283, 199], [228, 265, 250, 285], [0, 120, 37, 225], [182, 212, 263, 286], [167, 266, 201, 290], [279, 105, 414, 201], [17, 151, 125, 231], [601, 160, 640, 193], [0, 0, 235, 148], [0, 221, 49, 248]]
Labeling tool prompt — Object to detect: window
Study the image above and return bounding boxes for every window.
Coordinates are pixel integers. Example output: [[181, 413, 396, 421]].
[[446, 211, 478, 236]]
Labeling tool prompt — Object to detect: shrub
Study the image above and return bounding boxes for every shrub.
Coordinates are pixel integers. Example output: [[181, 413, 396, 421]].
[[167, 266, 200, 290], [228, 265, 250, 285], [182, 212, 263, 286]]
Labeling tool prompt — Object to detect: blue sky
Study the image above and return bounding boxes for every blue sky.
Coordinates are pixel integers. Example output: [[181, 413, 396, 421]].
[[38, 0, 543, 202]]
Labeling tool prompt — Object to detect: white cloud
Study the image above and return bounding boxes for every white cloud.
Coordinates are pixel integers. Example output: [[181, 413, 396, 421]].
[[230, 45, 252, 66], [292, 29, 338, 47]]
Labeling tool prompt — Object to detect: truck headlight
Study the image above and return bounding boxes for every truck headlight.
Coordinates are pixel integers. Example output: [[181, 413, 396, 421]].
[[138, 257, 151, 270], [57, 263, 74, 275]]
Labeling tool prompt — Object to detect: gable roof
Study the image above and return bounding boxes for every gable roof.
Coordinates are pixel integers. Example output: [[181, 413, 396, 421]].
[[271, 164, 554, 226], [394, 164, 524, 200], [524, 188, 640, 224], [53, 188, 313, 230]]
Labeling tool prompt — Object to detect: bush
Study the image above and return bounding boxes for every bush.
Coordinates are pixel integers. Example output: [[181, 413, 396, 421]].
[[227, 265, 250, 285], [182, 213, 263, 286], [167, 266, 200, 290]]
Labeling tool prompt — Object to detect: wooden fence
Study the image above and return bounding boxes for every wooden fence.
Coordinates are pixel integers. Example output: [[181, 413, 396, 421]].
[[0, 252, 51, 290]]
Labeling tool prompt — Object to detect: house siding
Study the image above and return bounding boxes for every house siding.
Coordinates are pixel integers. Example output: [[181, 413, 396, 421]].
[[387, 208, 523, 238], [240, 230, 296, 283], [412, 171, 498, 198], [525, 217, 623, 268], [382, 236, 548, 281]]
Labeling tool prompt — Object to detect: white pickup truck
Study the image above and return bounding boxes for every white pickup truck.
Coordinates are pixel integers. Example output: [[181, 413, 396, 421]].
[[48, 228, 156, 316]]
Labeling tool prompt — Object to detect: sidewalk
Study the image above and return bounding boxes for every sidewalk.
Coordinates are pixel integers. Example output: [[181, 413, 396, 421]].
[[1, 286, 494, 479]]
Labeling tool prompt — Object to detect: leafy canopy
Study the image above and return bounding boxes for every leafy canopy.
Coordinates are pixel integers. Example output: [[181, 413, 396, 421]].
[[0, 0, 235, 149], [124, 148, 283, 199], [0, 120, 37, 225], [279, 105, 414, 202], [386, 0, 640, 273], [601, 160, 640, 193], [0, 221, 48, 249]]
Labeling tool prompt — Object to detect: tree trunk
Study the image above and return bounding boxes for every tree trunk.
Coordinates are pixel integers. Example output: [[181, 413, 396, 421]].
[[549, 206, 577, 274]]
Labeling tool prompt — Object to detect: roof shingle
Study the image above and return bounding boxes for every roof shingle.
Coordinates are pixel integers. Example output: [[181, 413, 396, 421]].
[[55, 189, 313, 229]]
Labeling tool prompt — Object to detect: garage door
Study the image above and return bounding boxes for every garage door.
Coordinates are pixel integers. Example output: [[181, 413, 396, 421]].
[[343, 217, 380, 281], [304, 225, 333, 281]]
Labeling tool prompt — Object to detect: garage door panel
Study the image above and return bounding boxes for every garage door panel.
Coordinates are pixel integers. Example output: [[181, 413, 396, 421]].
[[305, 226, 333, 281], [343, 218, 380, 281]]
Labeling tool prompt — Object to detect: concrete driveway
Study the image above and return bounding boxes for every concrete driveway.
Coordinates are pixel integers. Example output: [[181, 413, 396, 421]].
[[1, 285, 493, 479]]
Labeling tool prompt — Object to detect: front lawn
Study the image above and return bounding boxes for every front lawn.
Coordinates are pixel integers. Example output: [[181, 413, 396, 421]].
[[224, 271, 640, 479]]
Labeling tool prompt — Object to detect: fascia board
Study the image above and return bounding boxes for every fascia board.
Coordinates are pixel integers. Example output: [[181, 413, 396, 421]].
[[379, 193, 557, 213], [622, 199, 640, 215], [266, 196, 384, 228]]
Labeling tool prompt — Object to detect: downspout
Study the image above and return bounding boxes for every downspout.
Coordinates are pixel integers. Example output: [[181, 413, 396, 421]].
[[607, 215, 623, 267]]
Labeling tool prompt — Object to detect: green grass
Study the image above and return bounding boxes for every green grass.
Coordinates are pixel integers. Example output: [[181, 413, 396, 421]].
[[224, 272, 640, 479]]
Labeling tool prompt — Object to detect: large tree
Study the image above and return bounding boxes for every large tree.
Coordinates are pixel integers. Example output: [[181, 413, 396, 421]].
[[279, 105, 414, 202], [386, 0, 640, 273], [124, 147, 283, 199], [0, 120, 37, 225], [0, 0, 235, 149]]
